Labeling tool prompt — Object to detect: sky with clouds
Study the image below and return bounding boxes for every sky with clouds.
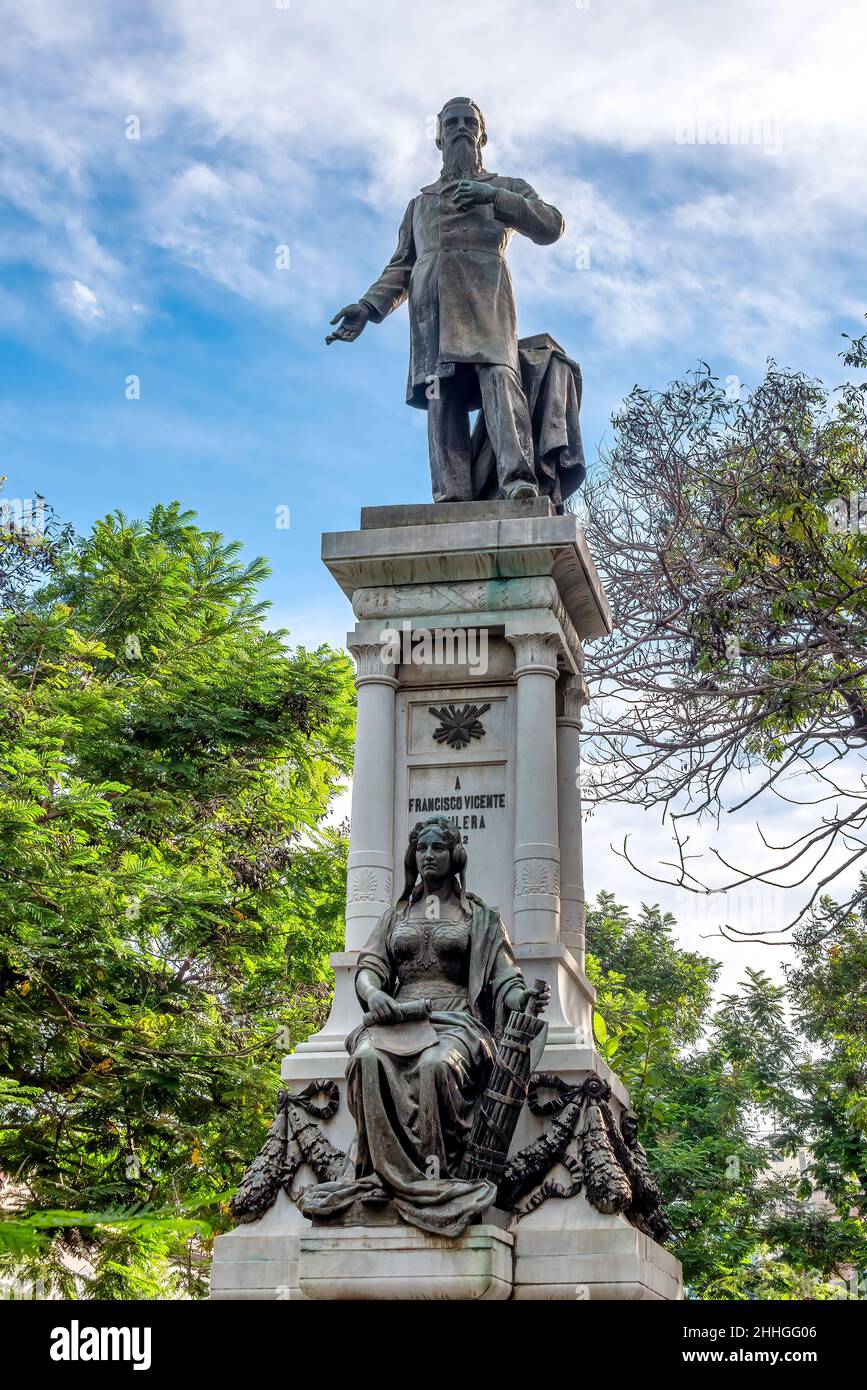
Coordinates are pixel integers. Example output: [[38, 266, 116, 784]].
[[2, 0, 865, 990]]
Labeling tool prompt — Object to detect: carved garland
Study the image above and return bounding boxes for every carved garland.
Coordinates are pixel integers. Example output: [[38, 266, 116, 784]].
[[229, 1081, 346, 1224], [230, 1073, 672, 1245], [497, 1073, 671, 1243]]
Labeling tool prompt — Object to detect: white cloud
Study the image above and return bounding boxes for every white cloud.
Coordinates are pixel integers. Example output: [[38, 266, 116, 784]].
[[0, 0, 865, 358], [59, 278, 103, 321]]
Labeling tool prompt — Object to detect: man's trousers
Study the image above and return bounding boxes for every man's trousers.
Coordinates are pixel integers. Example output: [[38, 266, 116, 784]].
[[426, 363, 537, 502]]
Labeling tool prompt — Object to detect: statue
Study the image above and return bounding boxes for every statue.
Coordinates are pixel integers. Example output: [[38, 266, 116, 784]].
[[298, 815, 550, 1237], [326, 97, 586, 508]]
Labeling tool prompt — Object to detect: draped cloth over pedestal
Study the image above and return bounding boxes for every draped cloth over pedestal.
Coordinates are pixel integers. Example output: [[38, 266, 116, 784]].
[[471, 334, 587, 508], [298, 896, 525, 1238]]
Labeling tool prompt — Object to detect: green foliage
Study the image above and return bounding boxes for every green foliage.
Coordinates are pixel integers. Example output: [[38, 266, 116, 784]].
[[4, 493, 864, 1303], [585, 893, 718, 1119], [587, 891, 867, 1299], [780, 901, 867, 1224], [701, 1249, 847, 1301], [0, 502, 355, 1297]]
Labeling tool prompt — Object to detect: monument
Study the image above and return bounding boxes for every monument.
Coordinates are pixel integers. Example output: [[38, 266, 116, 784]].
[[211, 98, 682, 1300], [326, 96, 586, 510]]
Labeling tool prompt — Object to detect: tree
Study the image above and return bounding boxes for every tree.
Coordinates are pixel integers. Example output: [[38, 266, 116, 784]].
[[0, 480, 72, 611], [0, 502, 355, 1297], [586, 892, 866, 1298], [779, 897, 867, 1231], [581, 325, 867, 938]]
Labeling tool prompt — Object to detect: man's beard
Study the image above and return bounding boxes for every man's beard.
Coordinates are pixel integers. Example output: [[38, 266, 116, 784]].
[[441, 136, 483, 181]]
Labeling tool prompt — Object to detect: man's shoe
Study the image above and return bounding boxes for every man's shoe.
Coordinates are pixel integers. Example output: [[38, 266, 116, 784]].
[[506, 483, 538, 500]]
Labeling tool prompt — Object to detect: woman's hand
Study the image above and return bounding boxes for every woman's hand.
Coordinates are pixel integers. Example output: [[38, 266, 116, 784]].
[[507, 982, 551, 1015], [366, 989, 401, 1024]]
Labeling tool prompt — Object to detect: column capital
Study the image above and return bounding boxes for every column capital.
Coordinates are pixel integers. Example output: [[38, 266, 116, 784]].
[[506, 631, 561, 678], [557, 673, 589, 727], [348, 641, 399, 688]]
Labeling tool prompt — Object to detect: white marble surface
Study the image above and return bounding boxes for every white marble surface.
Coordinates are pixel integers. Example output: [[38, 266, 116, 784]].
[[513, 1196, 683, 1300], [322, 505, 612, 641], [297, 1223, 514, 1301]]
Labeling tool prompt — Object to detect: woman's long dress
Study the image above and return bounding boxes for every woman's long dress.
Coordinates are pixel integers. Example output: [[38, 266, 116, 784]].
[[299, 895, 525, 1237]]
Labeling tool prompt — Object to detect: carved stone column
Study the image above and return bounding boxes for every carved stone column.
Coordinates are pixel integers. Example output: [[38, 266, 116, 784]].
[[295, 639, 398, 1059], [345, 641, 398, 950], [507, 631, 561, 945], [556, 673, 588, 964]]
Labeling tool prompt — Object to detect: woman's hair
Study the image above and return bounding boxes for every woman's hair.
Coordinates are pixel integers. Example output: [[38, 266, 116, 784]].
[[397, 815, 469, 912]]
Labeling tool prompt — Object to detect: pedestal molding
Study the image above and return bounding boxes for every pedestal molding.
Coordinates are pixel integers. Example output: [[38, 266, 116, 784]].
[[212, 507, 692, 1303]]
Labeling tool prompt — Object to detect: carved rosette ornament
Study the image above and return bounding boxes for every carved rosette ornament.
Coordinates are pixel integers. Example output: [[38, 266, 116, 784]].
[[429, 702, 491, 749]]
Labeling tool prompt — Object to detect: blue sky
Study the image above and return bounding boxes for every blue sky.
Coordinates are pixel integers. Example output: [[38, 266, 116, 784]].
[[2, 0, 866, 985]]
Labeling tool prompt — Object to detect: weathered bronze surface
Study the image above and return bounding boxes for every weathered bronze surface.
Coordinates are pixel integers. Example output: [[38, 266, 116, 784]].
[[230, 1081, 345, 1223], [298, 815, 550, 1237], [326, 98, 583, 506], [496, 1073, 673, 1241]]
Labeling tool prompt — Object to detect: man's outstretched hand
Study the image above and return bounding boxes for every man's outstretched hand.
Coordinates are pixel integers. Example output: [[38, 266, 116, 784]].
[[326, 301, 370, 345]]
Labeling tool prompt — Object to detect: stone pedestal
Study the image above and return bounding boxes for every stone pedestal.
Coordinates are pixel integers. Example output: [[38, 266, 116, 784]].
[[297, 1224, 514, 1301], [212, 499, 682, 1301], [210, 1192, 306, 1301], [513, 1199, 683, 1301], [305, 498, 609, 1065]]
